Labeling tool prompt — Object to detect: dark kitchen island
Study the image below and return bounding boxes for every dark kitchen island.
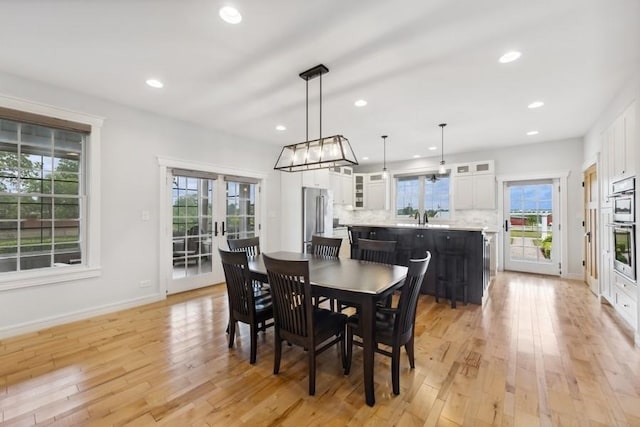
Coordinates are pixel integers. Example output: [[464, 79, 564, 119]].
[[347, 224, 491, 305]]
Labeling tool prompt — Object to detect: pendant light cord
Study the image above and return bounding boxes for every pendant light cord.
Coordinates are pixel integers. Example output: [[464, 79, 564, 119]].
[[305, 79, 309, 142], [319, 73, 322, 141]]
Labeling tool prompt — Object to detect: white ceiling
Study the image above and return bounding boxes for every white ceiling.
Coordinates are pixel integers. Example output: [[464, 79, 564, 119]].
[[1, 0, 638, 165]]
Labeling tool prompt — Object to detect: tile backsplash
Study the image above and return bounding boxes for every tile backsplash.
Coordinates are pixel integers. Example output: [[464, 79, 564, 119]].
[[334, 205, 498, 228]]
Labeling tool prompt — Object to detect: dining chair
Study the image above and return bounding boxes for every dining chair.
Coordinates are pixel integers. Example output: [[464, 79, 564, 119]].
[[310, 235, 342, 310], [357, 238, 397, 265], [219, 248, 274, 364], [263, 254, 347, 396], [227, 236, 261, 256], [339, 238, 398, 312], [345, 253, 431, 395], [310, 235, 342, 257], [227, 236, 269, 299]]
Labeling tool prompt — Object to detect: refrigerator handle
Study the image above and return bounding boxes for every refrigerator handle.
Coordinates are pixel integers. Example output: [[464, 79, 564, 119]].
[[319, 195, 325, 234], [315, 196, 322, 234]]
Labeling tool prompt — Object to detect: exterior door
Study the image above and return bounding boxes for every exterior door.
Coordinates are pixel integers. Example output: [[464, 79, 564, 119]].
[[168, 172, 223, 294], [584, 164, 599, 294], [167, 172, 260, 295], [503, 179, 560, 275]]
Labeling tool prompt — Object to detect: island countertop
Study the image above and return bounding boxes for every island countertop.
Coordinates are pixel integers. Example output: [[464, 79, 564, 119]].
[[344, 223, 497, 233]]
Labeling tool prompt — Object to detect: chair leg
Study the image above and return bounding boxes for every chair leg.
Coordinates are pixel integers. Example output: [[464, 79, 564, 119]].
[[308, 350, 316, 396], [274, 335, 282, 375], [339, 332, 347, 372], [249, 323, 257, 364], [392, 346, 401, 395], [405, 334, 415, 369], [228, 319, 236, 348], [345, 326, 353, 375]]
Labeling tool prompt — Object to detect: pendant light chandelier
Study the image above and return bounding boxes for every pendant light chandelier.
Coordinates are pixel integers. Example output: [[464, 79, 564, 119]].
[[381, 135, 388, 178], [438, 123, 447, 175], [274, 64, 358, 172]]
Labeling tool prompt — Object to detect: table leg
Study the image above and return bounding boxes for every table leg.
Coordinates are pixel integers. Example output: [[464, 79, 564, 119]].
[[361, 297, 375, 406]]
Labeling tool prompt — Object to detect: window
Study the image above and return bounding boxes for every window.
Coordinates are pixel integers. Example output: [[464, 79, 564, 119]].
[[225, 180, 257, 239], [0, 119, 85, 272], [395, 173, 450, 219], [0, 99, 101, 288]]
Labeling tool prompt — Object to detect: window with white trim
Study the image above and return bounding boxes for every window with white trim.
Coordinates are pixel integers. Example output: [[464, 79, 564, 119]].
[[395, 173, 451, 219], [0, 116, 87, 273]]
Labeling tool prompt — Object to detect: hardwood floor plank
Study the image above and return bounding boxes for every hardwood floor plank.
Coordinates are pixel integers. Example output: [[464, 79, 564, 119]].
[[2, 273, 640, 425]]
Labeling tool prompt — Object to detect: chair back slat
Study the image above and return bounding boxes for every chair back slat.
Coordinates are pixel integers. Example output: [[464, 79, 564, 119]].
[[228, 237, 261, 257], [219, 249, 255, 319], [263, 255, 312, 338], [310, 235, 342, 258], [395, 253, 431, 338], [357, 238, 397, 265]]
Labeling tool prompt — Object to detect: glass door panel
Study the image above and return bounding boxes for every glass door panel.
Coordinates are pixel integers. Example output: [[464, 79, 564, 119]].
[[225, 181, 257, 240], [503, 179, 559, 275]]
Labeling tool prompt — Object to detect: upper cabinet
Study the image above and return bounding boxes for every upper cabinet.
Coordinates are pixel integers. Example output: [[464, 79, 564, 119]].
[[601, 101, 636, 207], [302, 168, 330, 189], [453, 160, 496, 210], [329, 166, 353, 205], [353, 172, 389, 210]]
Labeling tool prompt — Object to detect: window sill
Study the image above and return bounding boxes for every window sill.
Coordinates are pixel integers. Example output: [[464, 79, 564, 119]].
[[0, 265, 102, 291]]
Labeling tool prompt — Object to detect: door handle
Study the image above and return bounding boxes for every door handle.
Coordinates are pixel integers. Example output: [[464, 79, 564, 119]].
[[504, 219, 509, 232], [221, 221, 226, 236], [585, 231, 591, 243], [214, 221, 218, 237]]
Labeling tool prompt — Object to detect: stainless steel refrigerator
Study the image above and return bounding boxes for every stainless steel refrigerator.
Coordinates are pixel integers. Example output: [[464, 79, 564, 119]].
[[302, 187, 333, 253]]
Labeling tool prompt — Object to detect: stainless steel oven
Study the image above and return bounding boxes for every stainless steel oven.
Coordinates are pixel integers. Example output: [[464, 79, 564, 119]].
[[611, 177, 635, 223], [612, 223, 635, 281], [609, 176, 636, 281]]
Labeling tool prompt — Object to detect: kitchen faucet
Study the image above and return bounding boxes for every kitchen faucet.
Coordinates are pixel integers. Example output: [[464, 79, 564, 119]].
[[414, 211, 429, 225]]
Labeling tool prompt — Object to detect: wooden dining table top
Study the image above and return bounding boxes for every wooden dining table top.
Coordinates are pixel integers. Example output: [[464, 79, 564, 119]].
[[247, 251, 408, 295]]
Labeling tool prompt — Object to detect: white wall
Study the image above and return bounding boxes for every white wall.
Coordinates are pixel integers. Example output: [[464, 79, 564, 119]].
[[0, 71, 283, 337], [353, 137, 585, 278]]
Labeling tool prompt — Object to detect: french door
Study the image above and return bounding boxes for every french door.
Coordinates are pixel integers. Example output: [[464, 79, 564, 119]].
[[584, 165, 599, 294], [167, 169, 259, 295], [503, 179, 560, 276]]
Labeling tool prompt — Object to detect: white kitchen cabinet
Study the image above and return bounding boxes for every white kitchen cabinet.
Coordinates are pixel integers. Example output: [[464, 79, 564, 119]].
[[302, 168, 330, 189], [600, 208, 614, 303], [613, 274, 637, 329], [608, 101, 636, 180], [352, 172, 388, 210], [453, 160, 495, 210], [329, 166, 353, 205], [366, 173, 388, 210]]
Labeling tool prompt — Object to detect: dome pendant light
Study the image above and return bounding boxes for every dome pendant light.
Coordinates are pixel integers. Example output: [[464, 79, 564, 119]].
[[381, 135, 388, 179], [438, 123, 447, 175]]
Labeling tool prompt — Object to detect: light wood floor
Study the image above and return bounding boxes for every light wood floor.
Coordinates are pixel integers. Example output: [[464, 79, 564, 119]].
[[2, 272, 640, 426]]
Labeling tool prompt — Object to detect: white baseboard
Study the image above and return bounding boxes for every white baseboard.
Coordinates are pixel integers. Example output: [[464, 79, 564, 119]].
[[0, 293, 165, 340]]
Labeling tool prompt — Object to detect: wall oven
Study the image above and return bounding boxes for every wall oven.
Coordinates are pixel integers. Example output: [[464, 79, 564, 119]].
[[609, 176, 635, 281], [612, 177, 635, 223], [612, 223, 635, 281]]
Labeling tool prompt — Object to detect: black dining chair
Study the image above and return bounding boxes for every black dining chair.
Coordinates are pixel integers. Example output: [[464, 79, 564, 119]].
[[357, 238, 397, 265], [310, 235, 342, 258], [227, 236, 269, 299], [345, 253, 431, 395], [338, 238, 398, 312], [228, 236, 261, 256], [263, 254, 347, 396], [219, 248, 274, 364], [310, 235, 342, 310]]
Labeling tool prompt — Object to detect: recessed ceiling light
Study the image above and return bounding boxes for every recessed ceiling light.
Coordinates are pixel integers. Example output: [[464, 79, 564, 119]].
[[413, 155, 421, 158], [145, 79, 163, 89], [275, 125, 286, 131], [499, 51, 522, 63], [354, 99, 367, 107], [528, 101, 544, 109], [362, 156, 369, 160], [428, 146, 437, 151], [219, 6, 242, 24], [526, 130, 539, 136]]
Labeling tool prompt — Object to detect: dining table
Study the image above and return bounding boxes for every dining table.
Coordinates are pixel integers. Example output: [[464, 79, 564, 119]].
[[247, 251, 408, 406]]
